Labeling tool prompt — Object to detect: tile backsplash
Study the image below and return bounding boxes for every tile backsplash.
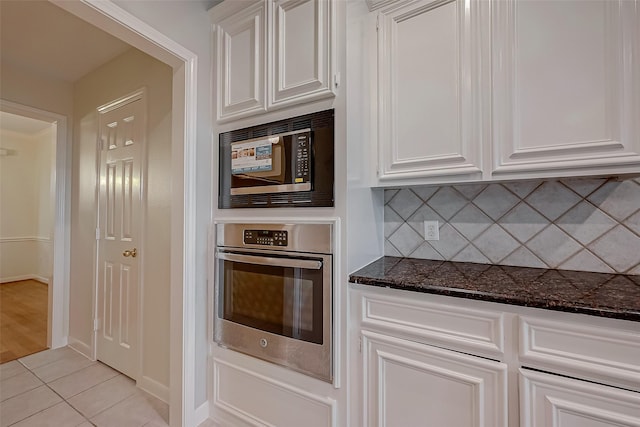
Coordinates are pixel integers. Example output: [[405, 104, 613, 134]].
[[384, 177, 640, 275]]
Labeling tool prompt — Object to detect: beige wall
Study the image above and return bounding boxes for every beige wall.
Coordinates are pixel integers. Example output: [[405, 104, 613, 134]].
[[2, 0, 211, 406], [0, 126, 54, 282], [0, 62, 74, 118], [112, 1, 214, 406], [71, 48, 172, 392]]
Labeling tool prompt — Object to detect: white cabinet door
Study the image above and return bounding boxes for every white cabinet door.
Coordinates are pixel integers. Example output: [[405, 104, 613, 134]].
[[270, 0, 334, 107], [520, 368, 640, 427], [214, 1, 267, 122], [362, 330, 507, 427], [492, 0, 640, 179], [375, 0, 489, 184]]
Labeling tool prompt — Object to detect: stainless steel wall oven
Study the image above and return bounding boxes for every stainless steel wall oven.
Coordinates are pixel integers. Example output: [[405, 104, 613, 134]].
[[214, 223, 333, 382]]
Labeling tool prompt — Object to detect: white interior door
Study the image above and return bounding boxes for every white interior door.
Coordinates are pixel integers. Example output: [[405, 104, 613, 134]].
[[96, 94, 144, 380]]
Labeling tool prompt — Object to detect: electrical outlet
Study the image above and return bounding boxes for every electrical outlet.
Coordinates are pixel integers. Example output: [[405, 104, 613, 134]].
[[424, 220, 439, 241]]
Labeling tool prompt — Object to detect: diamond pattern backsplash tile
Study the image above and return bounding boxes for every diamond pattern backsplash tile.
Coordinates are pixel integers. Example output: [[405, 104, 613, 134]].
[[384, 177, 640, 274]]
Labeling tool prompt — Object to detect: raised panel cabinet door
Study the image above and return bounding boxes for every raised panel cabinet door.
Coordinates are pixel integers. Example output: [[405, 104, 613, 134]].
[[520, 368, 640, 427], [269, 0, 335, 107], [362, 330, 508, 427], [376, 0, 489, 184], [214, 1, 267, 122], [492, 0, 640, 179]]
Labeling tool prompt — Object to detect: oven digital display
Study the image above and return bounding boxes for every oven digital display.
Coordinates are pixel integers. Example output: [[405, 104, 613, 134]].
[[243, 229, 288, 246]]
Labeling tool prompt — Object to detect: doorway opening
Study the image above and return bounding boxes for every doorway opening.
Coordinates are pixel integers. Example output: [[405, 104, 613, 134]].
[[0, 111, 55, 362], [48, 3, 198, 426], [0, 102, 70, 362], [0, 0, 198, 423]]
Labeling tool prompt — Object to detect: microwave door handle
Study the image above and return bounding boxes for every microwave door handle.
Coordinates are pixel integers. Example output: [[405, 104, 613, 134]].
[[217, 252, 322, 270]]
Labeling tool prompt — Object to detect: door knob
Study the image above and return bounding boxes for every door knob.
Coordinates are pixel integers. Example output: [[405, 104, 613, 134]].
[[123, 248, 137, 258]]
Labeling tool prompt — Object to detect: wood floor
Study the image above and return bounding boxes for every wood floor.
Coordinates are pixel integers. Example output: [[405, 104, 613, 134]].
[[0, 279, 48, 363]]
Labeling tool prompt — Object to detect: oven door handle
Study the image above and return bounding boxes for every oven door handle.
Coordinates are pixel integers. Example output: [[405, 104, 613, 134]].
[[217, 252, 323, 270]]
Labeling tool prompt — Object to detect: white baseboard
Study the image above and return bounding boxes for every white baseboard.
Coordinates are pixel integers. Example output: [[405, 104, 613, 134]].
[[32, 274, 49, 284], [1, 275, 31, 283], [68, 337, 92, 358], [138, 375, 170, 404], [0, 274, 50, 284], [1, 274, 49, 284], [194, 401, 211, 426]]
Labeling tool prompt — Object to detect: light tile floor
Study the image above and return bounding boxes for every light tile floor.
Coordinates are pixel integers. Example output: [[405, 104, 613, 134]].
[[0, 347, 169, 427]]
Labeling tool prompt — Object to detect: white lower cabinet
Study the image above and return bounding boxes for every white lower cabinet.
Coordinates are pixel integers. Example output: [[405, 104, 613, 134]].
[[362, 330, 508, 427], [520, 368, 640, 427], [212, 356, 336, 427], [350, 284, 640, 427], [351, 286, 509, 426]]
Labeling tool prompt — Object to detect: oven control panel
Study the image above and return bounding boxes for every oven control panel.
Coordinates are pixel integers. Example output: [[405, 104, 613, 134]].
[[243, 229, 288, 246]]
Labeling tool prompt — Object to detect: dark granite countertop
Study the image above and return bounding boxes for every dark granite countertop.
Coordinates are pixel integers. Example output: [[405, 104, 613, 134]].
[[349, 257, 640, 322]]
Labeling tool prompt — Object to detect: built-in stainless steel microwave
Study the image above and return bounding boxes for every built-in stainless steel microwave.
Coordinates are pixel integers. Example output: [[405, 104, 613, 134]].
[[218, 109, 334, 208]]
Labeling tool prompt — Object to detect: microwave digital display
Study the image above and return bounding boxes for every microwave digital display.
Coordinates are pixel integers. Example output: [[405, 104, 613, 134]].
[[218, 109, 334, 209], [231, 137, 278, 174], [229, 130, 311, 193]]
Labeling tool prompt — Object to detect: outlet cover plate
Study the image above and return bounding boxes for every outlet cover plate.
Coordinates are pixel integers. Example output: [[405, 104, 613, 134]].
[[424, 221, 439, 241]]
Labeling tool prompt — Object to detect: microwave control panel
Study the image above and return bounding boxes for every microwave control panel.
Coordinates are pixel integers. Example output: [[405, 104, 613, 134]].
[[293, 132, 311, 184], [243, 229, 288, 246]]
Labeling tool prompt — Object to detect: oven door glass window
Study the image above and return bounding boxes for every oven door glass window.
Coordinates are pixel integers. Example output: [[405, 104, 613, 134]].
[[218, 255, 324, 344]]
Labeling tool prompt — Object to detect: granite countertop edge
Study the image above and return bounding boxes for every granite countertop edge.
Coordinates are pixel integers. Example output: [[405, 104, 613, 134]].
[[348, 257, 640, 322]]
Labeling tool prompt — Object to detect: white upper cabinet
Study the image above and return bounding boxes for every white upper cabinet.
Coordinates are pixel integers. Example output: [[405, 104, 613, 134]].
[[214, 2, 267, 122], [376, 0, 489, 183], [492, 0, 640, 179], [369, 0, 640, 186], [270, 0, 334, 107], [211, 0, 335, 123]]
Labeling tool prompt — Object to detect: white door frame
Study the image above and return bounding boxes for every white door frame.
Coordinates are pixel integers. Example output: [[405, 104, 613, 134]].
[[0, 99, 70, 350], [49, 1, 198, 426]]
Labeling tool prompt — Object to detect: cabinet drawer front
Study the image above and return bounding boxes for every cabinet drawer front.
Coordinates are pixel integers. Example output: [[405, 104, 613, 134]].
[[520, 368, 640, 427], [520, 316, 640, 392], [361, 294, 504, 358], [363, 331, 508, 427]]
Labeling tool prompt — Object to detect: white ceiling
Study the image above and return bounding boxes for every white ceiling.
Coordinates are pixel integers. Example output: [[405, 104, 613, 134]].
[[0, 0, 132, 84], [0, 111, 53, 135]]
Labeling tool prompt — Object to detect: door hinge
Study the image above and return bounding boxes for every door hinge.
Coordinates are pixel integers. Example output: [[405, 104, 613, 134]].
[[95, 228, 100, 240], [376, 15, 379, 31], [334, 72, 341, 88], [94, 318, 100, 331], [359, 337, 362, 353]]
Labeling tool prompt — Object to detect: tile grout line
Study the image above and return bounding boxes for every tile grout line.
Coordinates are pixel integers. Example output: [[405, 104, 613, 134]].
[[4, 349, 170, 427], [5, 357, 94, 427], [384, 178, 640, 273], [3, 353, 128, 427]]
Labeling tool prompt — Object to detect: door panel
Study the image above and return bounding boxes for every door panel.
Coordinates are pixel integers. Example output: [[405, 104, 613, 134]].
[[376, 0, 488, 182], [270, 0, 334, 107], [492, 0, 640, 177], [214, 1, 267, 122], [97, 96, 143, 380], [520, 368, 640, 427], [362, 330, 508, 427]]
